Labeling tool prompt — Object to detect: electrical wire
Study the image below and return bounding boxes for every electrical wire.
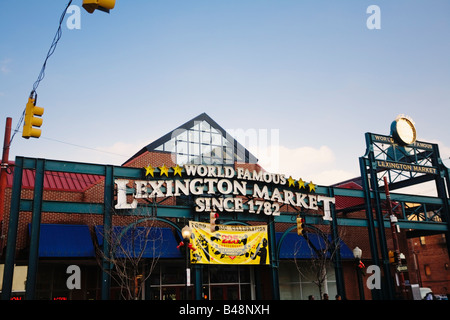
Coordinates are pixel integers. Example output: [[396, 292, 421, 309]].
[[30, 0, 73, 98], [10, 0, 73, 146], [10, 126, 131, 160]]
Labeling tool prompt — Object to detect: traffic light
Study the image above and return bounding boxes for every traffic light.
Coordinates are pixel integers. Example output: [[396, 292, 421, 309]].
[[22, 97, 44, 139], [389, 250, 395, 264], [210, 211, 219, 232], [297, 217, 305, 236], [82, 0, 115, 13]]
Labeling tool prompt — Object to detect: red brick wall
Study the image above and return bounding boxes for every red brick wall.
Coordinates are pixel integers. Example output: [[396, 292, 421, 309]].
[[408, 234, 450, 295]]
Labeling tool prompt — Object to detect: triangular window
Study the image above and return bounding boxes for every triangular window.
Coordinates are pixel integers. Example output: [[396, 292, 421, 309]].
[[125, 113, 258, 166]]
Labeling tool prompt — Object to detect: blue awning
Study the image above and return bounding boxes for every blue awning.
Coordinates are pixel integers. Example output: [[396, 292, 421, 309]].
[[29, 224, 96, 257], [276, 232, 354, 260], [94, 226, 182, 259]]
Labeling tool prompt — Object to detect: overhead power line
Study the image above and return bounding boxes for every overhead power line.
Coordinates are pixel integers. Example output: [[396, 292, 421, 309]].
[[10, 0, 73, 145]]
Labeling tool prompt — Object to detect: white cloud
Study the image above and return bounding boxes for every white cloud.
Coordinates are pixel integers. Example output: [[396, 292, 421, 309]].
[[251, 144, 356, 186], [1, 58, 12, 74]]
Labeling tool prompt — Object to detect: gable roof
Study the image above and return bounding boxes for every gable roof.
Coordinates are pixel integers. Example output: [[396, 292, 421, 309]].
[[123, 112, 258, 166]]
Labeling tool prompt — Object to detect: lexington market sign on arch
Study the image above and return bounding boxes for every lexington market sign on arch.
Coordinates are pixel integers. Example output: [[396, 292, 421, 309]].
[[114, 164, 336, 222]]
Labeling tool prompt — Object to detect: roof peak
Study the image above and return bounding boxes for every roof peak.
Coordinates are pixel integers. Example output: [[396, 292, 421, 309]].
[[124, 112, 258, 166]]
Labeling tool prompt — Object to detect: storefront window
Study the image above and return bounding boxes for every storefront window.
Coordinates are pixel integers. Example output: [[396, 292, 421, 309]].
[[147, 262, 254, 300], [279, 261, 337, 300], [203, 265, 253, 300], [35, 264, 101, 300]]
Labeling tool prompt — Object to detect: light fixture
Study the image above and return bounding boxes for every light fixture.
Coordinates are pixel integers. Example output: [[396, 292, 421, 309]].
[[182, 225, 192, 240], [353, 246, 362, 260]]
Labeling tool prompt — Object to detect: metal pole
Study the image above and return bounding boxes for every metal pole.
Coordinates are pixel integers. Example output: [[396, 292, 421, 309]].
[[25, 158, 45, 300], [1, 156, 23, 300], [101, 165, 113, 300], [184, 238, 190, 300], [329, 187, 346, 299], [0, 117, 12, 228], [268, 217, 280, 300], [356, 262, 365, 300], [359, 156, 382, 299], [383, 176, 407, 299]]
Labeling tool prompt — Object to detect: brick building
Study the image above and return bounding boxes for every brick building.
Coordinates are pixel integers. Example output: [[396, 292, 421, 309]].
[[0, 113, 449, 300]]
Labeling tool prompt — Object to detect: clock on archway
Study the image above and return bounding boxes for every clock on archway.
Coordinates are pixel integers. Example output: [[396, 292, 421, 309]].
[[390, 115, 417, 146]]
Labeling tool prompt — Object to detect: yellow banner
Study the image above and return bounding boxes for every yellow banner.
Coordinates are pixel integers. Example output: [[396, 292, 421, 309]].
[[188, 221, 269, 265]]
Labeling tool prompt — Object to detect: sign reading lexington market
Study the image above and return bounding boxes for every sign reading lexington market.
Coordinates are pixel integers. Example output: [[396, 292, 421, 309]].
[[114, 164, 335, 222]]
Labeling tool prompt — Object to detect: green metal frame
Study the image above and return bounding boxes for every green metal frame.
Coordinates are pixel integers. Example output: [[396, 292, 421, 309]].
[[1, 151, 449, 300], [359, 132, 450, 300]]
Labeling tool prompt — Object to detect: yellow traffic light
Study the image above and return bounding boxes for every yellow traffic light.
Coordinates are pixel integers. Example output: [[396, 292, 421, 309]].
[[22, 97, 44, 139], [82, 0, 115, 13], [297, 217, 305, 236]]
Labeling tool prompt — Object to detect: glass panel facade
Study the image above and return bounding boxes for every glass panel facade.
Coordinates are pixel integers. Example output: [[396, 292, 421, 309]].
[[150, 120, 244, 165]]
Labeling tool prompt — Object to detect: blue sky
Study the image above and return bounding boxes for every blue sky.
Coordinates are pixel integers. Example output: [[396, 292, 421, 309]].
[[1, 1, 449, 188]]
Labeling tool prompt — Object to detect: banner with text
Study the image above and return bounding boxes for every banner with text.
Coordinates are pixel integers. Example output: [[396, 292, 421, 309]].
[[189, 221, 269, 265]]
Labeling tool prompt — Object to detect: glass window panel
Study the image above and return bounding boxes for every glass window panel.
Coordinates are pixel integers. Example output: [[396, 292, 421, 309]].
[[188, 129, 199, 143], [200, 121, 211, 132], [162, 265, 184, 284], [149, 266, 160, 285], [192, 122, 201, 131], [177, 154, 188, 165], [211, 146, 219, 157], [300, 282, 320, 300], [279, 262, 300, 283], [189, 142, 199, 156], [239, 267, 251, 283], [201, 144, 211, 155], [177, 141, 188, 154], [202, 156, 213, 165], [189, 155, 201, 164], [211, 127, 221, 135], [240, 284, 252, 300], [211, 133, 222, 145], [224, 146, 233, 158], [201, 132, 211, 144], [236, 149, 245, 161], [164, 138, 175, 152], [280, 283, 301, 300], [177, 130, 188, 141], [209, 266, 238, 283]]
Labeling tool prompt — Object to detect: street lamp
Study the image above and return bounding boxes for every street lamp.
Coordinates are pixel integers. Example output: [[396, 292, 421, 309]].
[[182, 225, 192, 300], [353, 246, 365, 300], [182, 225, 192, 240], [353, 246, 362, 260]]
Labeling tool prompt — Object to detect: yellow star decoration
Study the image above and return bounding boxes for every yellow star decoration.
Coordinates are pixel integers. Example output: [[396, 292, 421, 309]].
[[173, 164, 183, 177], [288, 176, 296, 187], [307, 181, 316, 192], [297, 178, 306, 189], [144, 164, 155, 177], [159, 164, 169, 177]]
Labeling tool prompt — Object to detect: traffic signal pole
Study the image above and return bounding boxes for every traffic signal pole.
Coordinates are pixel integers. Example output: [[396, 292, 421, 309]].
[[0, 117, 12, 240]]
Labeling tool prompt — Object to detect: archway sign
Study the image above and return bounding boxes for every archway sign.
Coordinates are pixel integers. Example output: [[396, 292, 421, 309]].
[[359, 114, 450, 299]]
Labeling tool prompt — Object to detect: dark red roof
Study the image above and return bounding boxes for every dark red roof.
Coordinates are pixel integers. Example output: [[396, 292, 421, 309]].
[[6, 162, 102, 192], [334, 180, 366, 211]]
